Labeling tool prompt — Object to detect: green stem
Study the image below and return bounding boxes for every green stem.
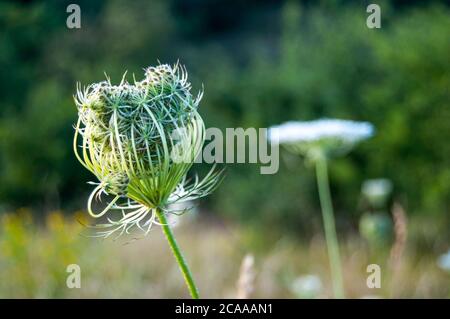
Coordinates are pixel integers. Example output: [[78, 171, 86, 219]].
[[315, 157, 345, 298], [155, 208, 200, 299]]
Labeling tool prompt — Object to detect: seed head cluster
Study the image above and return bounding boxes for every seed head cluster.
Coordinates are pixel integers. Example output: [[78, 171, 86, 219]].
[[74, 63, 221, 238]]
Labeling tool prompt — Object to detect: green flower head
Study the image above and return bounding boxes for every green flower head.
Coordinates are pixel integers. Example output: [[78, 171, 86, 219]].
[[73, 62, 223, 238]]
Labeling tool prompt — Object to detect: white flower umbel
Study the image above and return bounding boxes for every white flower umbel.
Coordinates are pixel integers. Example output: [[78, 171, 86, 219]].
[[268, 118, 374, 159], [269, 118, 375, 299], [73, 62, 223, 299]]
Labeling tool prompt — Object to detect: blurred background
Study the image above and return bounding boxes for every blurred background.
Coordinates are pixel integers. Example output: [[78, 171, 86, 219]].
[[0, 0, 449, 298]]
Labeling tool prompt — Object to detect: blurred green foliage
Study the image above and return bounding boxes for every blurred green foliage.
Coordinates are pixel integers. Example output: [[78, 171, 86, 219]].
[[0, 0, 449, 233]]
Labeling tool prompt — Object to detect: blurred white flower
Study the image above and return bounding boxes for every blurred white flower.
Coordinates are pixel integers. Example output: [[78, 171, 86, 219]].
[[362, 178, 393, 208], [437, 250, 450, 271], [290, 274, 322, 299], [268, 119, 374, 159], [268, 119, 374, 145]]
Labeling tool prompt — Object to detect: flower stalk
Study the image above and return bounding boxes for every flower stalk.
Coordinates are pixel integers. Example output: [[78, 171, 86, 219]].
[[156, 208, 200, 299], [315, 156, 344, 298]]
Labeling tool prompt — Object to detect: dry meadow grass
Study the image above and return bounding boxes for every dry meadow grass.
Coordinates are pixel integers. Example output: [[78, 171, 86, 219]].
[[0, 210, 448, 298]]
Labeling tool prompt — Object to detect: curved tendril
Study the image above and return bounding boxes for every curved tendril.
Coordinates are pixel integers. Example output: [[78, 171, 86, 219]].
[[73, 117, 90, 171], [87, 184, 120, 218]]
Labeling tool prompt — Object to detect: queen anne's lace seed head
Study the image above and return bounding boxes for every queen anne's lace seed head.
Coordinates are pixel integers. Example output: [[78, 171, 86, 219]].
[[73, 62, 222, 238]]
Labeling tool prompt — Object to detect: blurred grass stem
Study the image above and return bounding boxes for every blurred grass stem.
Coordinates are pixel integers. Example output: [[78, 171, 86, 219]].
[[156, 209, 200, 299], [315, 157, 345, 298]]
